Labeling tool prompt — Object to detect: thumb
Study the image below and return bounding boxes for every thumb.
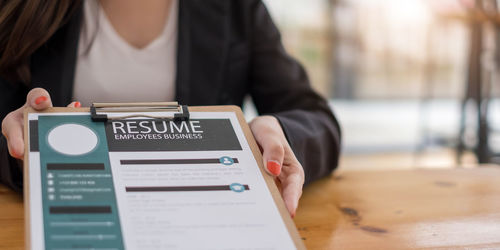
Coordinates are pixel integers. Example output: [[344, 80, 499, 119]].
[[26, 88, 53, 110], [260, 139, 284, 176], [67, 101, 81, 108]]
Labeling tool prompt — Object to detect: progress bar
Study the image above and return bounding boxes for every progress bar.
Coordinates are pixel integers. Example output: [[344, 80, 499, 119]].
[[126, 185, 250, 192], [47, 163, 105, 171], [50, 234, 116, 240], [49, 206, 111, 214], [120, 158, 238, 165], [50, 221, 115, 227]]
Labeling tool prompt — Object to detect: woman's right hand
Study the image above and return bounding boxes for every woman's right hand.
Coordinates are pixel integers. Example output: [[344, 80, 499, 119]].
[[1, 88, 80, 160]]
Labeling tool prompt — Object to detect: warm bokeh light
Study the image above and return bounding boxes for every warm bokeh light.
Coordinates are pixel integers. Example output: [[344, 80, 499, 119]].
[[261, 0, 500, 169]]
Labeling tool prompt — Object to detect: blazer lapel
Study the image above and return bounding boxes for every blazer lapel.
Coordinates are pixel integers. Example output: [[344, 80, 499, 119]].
[[30, 5, 83, 106], [176, 0, 228, 105], [29, 0, 227, 106]]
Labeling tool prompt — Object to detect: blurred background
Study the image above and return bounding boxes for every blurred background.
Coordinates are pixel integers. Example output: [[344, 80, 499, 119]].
[[252, 0, 500, 170]]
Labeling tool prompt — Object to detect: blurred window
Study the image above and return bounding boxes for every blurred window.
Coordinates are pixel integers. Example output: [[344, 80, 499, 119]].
[[263, 0, 479, 168]]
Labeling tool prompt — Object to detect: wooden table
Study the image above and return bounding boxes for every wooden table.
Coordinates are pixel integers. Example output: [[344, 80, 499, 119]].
[[0, 182, 23, 250], [294, 167, 500, 249], [1, 167, 500, 249]]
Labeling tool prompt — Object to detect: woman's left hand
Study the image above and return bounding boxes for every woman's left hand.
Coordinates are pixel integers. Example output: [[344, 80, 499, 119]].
[[249, 116, 305, 217]]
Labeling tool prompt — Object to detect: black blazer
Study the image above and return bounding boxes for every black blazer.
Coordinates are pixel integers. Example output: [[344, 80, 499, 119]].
[[0, 0, 341, 191]]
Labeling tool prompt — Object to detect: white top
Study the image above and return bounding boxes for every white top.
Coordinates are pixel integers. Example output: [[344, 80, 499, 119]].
[[73, 0, 178, 106]]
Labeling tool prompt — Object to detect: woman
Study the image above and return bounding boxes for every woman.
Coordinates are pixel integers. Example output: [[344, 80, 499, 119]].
[[0, 0, 341, 216]]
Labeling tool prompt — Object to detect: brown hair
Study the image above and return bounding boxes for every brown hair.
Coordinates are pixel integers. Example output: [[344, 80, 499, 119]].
[[0, 0, 81, 85]]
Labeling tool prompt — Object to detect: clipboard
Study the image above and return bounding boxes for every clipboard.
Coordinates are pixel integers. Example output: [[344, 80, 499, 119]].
[[24, 103, 305, 250]]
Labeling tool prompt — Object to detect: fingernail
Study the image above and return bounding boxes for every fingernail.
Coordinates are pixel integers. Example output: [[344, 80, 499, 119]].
[[11, 147, 22, 159], [75, 101, 81, 108], [35, 96, 47, 105], [267, 161, 281, 176], [11, 151, 20, 159]]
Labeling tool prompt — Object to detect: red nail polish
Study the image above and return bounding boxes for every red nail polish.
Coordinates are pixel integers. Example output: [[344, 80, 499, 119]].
[[35, 96, 47, 105], [11, 151, 20, 159], [267, 161, 281, 176], [75, 101, 81, 108]]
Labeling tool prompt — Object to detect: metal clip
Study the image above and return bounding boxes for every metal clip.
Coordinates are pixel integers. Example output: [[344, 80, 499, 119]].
[[90, 102, 190, 122]]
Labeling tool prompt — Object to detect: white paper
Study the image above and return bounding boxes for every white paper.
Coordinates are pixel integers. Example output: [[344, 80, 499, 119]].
[[27, 111, 296, 250]]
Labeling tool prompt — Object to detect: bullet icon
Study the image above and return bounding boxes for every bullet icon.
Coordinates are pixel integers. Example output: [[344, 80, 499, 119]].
[[48, 194, 55, 200], [48, 187, 55, 193], [48, 180, 54, 186], [219, 156, 235, 166], [229, 183, 245, 193], [47, 173, 54, 178]]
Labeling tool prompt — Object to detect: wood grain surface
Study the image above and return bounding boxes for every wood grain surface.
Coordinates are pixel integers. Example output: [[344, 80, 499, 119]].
[[2, 167, 500, 249], [0, 184, 24, 250], [294, 167, 500, 249]]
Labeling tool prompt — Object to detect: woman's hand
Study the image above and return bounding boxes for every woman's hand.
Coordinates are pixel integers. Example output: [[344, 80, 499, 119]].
[[249, 115, 305, 217], [1, 88, 80, 160]]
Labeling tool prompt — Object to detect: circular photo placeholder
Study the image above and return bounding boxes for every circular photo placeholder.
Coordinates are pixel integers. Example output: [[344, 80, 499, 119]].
[[47, 123, 98, 156]]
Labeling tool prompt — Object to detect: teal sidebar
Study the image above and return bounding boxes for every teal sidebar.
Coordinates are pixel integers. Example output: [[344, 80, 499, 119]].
[[38, 115, 124, 250]]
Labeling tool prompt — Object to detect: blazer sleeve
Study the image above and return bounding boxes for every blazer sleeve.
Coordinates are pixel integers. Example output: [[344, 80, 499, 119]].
[[0, 135, 23, 192], [0, 78, 28, 192], [248, 1, 341, 185]]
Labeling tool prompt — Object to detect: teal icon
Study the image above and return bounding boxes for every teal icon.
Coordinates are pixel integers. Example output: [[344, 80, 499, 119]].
[[219, 156, 234, 165], [229, 183, 245, 193]]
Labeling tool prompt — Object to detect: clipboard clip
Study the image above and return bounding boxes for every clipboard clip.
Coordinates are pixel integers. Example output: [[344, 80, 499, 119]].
[[90, 102, 190, 122]]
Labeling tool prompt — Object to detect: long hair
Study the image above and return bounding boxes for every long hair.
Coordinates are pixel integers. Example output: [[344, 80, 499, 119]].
[[0, 0, 81, 85]]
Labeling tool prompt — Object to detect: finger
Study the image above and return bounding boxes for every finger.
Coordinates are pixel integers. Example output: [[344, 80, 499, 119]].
[[1, 113, 24, 159], [260, 137, 284, 176], [281, 172, 304, 217], [274, 178, 283, 194], [26, 88, 53, 110], [67, 101, 81, 108]]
